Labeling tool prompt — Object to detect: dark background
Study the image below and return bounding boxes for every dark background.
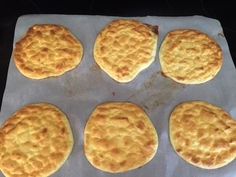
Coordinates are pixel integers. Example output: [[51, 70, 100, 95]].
[[0, 0, 235, 107]]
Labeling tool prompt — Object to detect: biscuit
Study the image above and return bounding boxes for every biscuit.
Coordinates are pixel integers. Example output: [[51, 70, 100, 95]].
[[0, 103, 74, 177], [169, 101, 236, 169], [84, 102, 158, 173], [159, 29, 223, 84], [14, 24, 83, 79], [94, 19, 158, 83]]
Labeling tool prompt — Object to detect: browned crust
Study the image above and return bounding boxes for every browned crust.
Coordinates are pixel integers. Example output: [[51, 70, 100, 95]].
[[93, 19, 158, 83], [14, 24, 83, 79], [160, 29, 223, 84], [0, 103, 74, 177], [169, 101, 236, 169], [84, 102, 158, 173]]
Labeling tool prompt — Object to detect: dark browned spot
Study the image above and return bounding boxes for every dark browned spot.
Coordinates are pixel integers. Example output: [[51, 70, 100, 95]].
[[136, 121, 145, 130], [56, 63, 64, 69], [42, 48, 49, 52], [42, 128, 48, 133], [202, 158, 214, 166], [161, 71, 168, 78], [115, 117, 129, 122], [120, 160, 126, 166], [176, 76, 184, 80], [176, 148, 182, 153], [25, 67, 33, 72], [191, 157, 200, 163], [175, 132, 181, 138], [50, 30, 56, 35], [146, 140, 155, 146], [99, 154, 104, 158], [111, 148, 120, 154], [112, 92, 115, 96], [145, 24, 159, 35], [117, 66, 129, 76], [230, 146, 236, 153], [229, 138, 236, 143], [196, 67, 204, 70], [151, 25, 159, 35], [36, 31, 42, 37], [61, 128, 66, 134], [185, 139, 190, 146]]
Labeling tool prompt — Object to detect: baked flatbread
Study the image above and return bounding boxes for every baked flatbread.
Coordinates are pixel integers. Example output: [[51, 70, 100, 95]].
[[0, 103, 74, 177], [170, 101, 236, 169], [84, 102, 158, 173], [94, 19, 158, 83], [160, 29, 222, 84], [14, 24, 83, 79]]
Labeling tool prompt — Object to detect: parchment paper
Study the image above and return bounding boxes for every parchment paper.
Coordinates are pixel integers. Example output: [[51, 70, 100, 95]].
[[1, 15, 236, 177]]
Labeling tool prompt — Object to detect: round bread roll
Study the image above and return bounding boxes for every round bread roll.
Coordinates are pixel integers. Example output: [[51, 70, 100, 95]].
[[159, 29, 223, 84], [94, 19, 158, 83], [169, 101, 236, 169], [0, 103, 74, 177], [84, 102, 158, 173], [14, 24, 83, 79]]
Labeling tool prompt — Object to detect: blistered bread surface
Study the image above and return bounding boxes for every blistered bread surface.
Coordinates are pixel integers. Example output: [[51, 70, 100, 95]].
[[160, 29, 222, 84], [14, 24, 83, 79], [0, 103, 74, 177], [94, 19, 158, 82], [84, 102, 158, 173], [170, 101, 236, 169]]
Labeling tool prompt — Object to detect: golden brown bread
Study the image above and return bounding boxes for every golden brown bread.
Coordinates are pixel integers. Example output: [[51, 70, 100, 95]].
[[159, 29, 223, 84], [14, 24, 83, 79], [84, 102, 158, 173], [169, 101, 236, 169], [0, 103, 74, 177], [94, 19, 158, 83]]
